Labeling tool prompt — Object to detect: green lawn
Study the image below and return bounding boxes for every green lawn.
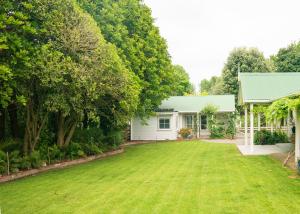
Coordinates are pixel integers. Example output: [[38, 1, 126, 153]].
[[0, 141, 299, 214]]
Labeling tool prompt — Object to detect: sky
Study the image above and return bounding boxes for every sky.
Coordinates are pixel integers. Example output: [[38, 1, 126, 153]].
[[143, 0, 300, 90]]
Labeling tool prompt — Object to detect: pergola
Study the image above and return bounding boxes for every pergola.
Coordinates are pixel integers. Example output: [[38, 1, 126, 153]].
[[238, 72, 300, 163]]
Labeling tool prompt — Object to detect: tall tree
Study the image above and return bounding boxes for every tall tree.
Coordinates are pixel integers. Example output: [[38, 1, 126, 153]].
[[77, 0, 175, 118], [222, 47, 270, 103], [200, 76, 224, 95], [272, 41, 300, 73], [171, 65, 194, 96], [0, 0, 39, 140], [27, 0, 140, 149]]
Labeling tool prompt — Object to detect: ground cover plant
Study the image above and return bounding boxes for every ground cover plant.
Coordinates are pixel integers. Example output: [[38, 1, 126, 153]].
[[0, 141, 299, 213]]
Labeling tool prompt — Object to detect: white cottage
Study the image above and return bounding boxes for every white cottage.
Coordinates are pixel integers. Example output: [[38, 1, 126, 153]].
[[131, 95, 235, 141]]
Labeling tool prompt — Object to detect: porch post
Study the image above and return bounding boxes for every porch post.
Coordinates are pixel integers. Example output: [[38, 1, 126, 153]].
[[271, 121, 274, 133], [258, 113, 261, 131], [294, 109, 300, 164], [197, 112, 200, 138], [287, 110, 291, 137], [250, 103, 254, 152], [244, 105, 248, 146]]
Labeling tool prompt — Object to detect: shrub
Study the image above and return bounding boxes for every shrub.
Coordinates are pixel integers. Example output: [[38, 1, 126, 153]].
[[72, 128, 104, 145], [0, 138, 21, 152], [210, 125, 224, 139], [272, 131, 290, 144], [29, 151, 43, 168], [104, 130, 124, 148], [255, 130, 274, 145], [225, 114, 236, 139], [65, 142, 85, 160], [254, 130, 289, 145], [178, 128, 193, 139], [46, 145, 65, 164], [0, 150, 6, 175], [82, 143, 102, 156], [19, 156, 32, 170], [0, 150, 22, 174]]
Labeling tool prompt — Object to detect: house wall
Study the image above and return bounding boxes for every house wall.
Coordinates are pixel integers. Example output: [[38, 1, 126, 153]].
[[131, 112, 179, 141]]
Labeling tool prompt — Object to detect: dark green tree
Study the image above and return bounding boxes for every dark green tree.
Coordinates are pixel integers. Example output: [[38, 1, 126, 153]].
[[77, 0, 176, 118], [222, 47, 270, 104], [171, 65, 194, 96], [200, 76, 224, 95], [272, 41, 300, 73]]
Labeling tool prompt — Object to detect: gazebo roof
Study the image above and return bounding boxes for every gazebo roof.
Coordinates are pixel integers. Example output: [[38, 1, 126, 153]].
[[238, 72, 300, 105], [159, 95, 235, 112]]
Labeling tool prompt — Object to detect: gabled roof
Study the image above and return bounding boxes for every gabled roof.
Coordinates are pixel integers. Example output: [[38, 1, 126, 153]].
[[238, 72, 300, 105], [158, 95, 235, 113]]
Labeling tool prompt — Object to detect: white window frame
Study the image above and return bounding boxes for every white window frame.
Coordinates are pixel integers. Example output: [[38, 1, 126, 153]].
[[158, 116, 171, 130]]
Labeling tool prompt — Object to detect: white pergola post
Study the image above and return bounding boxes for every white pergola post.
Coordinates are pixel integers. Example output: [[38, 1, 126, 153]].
[[294, 109, 300, 164], [250, 104, 254, 152], [287, 110, 291, 137], [258, 113, 261, 131], [244, 105, 248, 146], [271, 121, 274, 133], [197, 112, 200, 138]]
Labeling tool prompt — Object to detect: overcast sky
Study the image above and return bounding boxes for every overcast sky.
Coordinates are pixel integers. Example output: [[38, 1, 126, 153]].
[[144, 0, 300, 90]]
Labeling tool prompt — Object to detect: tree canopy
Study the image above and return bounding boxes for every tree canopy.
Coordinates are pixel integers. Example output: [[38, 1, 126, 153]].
[[222, 47, 271, 104], [77, 0, 181, 118], [200, 76, 224, 95], [272, 41, 300, 73]]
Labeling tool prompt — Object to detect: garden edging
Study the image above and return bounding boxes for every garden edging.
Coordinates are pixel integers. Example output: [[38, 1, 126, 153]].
[[0, 148, 124, 183]]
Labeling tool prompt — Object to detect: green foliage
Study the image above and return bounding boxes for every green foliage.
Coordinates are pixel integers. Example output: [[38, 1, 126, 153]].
[[65, 142, 86, 160], [29, 151, 43, 168], [178, 128, 193, 139], [222, 47, 271, 106], [0, 138, 21, 152], [104, 130, 124, 149], [272, 41, 300, 73], [254, 130, 289, 145], [77, 0, 177, 118], [0, 150, 7, 174], [225, 113, 236, 139], [210, 125, 224, 139], [171, 65, 194, 95], [200, 76, 224, 95], [201, 104, 218, 117]]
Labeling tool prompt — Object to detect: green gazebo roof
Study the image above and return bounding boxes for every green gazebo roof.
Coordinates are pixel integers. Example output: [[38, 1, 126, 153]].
[[159, 95, 235, 112], [238, 72, 300, 105]]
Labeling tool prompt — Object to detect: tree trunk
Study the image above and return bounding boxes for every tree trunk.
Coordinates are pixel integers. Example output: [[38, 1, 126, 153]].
[[8, 103, 19, 139], [57, 112, 65, 147], [56, 112, 77, 148], [23, 101, 47, 154], [0, 107, 5, 141]]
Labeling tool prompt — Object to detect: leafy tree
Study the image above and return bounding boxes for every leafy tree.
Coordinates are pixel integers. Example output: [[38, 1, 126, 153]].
[[171, 65, 194, 96], [27, 0, 140, 149], [272, 41, 300, 73], [77, 0, 176, 118], [0, 0, 38, 140], [200, 76, 224, 95], [222, 47, 270, 105]]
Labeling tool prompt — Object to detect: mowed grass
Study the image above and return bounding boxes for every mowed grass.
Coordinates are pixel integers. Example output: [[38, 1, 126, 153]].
[[0, 141, 299, 214]]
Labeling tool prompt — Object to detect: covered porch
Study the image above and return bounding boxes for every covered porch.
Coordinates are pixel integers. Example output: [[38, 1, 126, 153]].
[[238, 73, 300, 164]]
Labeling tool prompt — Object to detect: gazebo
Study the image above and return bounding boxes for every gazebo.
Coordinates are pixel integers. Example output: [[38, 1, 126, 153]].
[[238, 72, 300, 163]]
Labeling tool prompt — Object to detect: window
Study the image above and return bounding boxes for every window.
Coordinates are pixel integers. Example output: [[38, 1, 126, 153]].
[[159, 118, 170, 129], [185, 115, 193, 129]]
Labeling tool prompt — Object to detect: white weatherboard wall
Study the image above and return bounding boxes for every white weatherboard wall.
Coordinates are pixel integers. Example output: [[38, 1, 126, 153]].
[[131, 112, 178, 140]]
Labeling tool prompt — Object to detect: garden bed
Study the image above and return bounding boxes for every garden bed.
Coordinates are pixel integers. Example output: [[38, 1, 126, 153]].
[[0, 148, 124, 183]]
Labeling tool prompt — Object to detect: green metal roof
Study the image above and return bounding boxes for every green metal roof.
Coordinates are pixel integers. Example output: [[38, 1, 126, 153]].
[[159, 95, 235, 112], [238, 72, 300, 105]]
